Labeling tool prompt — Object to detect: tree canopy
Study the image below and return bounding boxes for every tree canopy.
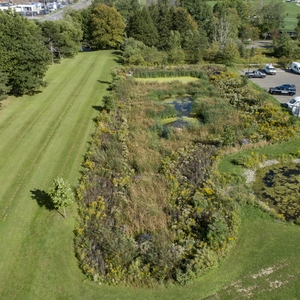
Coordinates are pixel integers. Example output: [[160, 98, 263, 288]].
[[89, 3, 125, 50], [0, 72, 10, 101], [37, 16, 83, 60], [49, 177, 74, 218], [127, 8, 159, 47], [0, 10, 51, 96]]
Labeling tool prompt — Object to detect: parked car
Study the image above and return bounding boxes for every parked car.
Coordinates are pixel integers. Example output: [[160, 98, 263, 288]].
[[269, 85, 296, 96], [245, 70, 266, 78], [282, 96, 300, 109], [264, 64, 276, 75], [280, 84, 296, 90]]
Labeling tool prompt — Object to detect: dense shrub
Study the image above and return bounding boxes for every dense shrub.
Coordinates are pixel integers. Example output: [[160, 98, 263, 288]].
[[254, 163, 300, 222]]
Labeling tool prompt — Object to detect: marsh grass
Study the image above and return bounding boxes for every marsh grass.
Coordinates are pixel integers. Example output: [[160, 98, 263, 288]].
[[126, 175, 170, 235]]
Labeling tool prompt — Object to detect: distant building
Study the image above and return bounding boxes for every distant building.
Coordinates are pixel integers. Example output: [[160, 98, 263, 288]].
[[0, 2, 42, 15]]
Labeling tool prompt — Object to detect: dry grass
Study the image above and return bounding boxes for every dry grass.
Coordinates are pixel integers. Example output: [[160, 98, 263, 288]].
[[126, 175, 170, 235], [124, 80, 208, 236]]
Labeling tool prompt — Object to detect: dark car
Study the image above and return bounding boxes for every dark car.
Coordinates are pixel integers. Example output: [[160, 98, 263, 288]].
[[268, 85, 296, 96], [280, 84, 296, 90]]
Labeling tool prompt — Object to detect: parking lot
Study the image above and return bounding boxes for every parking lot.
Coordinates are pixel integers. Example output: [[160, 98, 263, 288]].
[[241, 68, 300, 104]]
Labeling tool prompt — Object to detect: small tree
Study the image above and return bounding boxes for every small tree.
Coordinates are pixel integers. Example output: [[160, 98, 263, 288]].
[[49, 178, 74, 218]]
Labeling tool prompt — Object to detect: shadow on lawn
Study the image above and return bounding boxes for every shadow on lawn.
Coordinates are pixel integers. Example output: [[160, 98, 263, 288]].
[[30, 189, 55, 210], [92, 105, 104, 112]]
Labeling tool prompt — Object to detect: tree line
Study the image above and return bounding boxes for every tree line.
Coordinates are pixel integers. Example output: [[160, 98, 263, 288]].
[[1, 0, 300, 100], [69, 0, 300, 65]]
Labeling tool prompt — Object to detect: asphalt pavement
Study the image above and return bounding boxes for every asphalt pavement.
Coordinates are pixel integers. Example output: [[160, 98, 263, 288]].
[[241, 68, 300, 104], [28, 0, 92, 21]]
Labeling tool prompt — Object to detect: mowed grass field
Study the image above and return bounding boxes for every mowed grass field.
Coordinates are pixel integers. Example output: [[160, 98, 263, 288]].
[[1, 51, 300, 300]]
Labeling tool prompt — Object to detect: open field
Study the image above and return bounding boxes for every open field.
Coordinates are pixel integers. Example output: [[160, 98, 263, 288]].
[[0, 50, 122, 299], [1, 51, 300, 299], [207, 0, 300, 31]]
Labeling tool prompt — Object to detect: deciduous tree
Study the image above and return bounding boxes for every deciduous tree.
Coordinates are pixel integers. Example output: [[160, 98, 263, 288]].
[[254, 2, 286, 35], [38, 16, 83, 60], [122, 38, 166, 66], [89, 3, 125, 50], [49, 177, 74, 218], [210, 8, 239, 50], [64, 8, 91, 47], [0, 10, 51, 96]]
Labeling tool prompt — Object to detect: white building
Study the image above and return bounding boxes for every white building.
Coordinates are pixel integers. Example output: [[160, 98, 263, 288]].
[[0, 2, 42, 13]]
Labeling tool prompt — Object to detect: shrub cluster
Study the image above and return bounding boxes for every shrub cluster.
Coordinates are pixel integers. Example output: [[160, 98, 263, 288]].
[[160, 145, 240, 283], [129, 64, 225, 79]]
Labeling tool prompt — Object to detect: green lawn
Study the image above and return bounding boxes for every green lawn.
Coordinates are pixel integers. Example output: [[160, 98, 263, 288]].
[[135, 76, 200, 83], [0, 50, 122, 299], [207, 0, 300, 31], [1, 51, 300, 299]]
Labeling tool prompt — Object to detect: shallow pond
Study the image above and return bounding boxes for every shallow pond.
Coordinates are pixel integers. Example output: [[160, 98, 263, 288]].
[[163, 97, 193, 116], [163, 97, 200, 128]]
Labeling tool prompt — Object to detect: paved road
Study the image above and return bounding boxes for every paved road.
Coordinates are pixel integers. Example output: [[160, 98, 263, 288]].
[[29, 0, 92, 21], [241, 68, 300, 104]]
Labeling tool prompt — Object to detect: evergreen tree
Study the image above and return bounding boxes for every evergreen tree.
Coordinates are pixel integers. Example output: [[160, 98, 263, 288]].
[[167, 31, 185, 64], [112, 0, 140, 24], [0, 10, 51, 96], [89, 3, 125, 50], [182, 28, 207, 63], [274, 33, 300, 60], [149, 2, 172, 50], [179, 0, 213, 32], [171, 7, 198, 35], [127, 8, 159, 47]]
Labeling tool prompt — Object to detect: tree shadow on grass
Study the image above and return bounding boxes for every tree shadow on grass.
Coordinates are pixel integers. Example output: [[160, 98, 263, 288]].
[[31, 189, 65, 217], [92, 105, 104, 112], [30, 189, 55, 210], [97, 79, 111, 85], [111, 50, 123, 63]]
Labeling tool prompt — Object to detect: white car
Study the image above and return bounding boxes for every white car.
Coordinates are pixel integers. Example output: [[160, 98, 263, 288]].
[[264, 64, 276, 75], [282, 96, 300, 109], [282, 96, 300, 116]]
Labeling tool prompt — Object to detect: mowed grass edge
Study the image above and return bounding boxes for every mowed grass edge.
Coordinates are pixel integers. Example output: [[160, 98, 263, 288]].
[[0, 50, 124, 299]]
